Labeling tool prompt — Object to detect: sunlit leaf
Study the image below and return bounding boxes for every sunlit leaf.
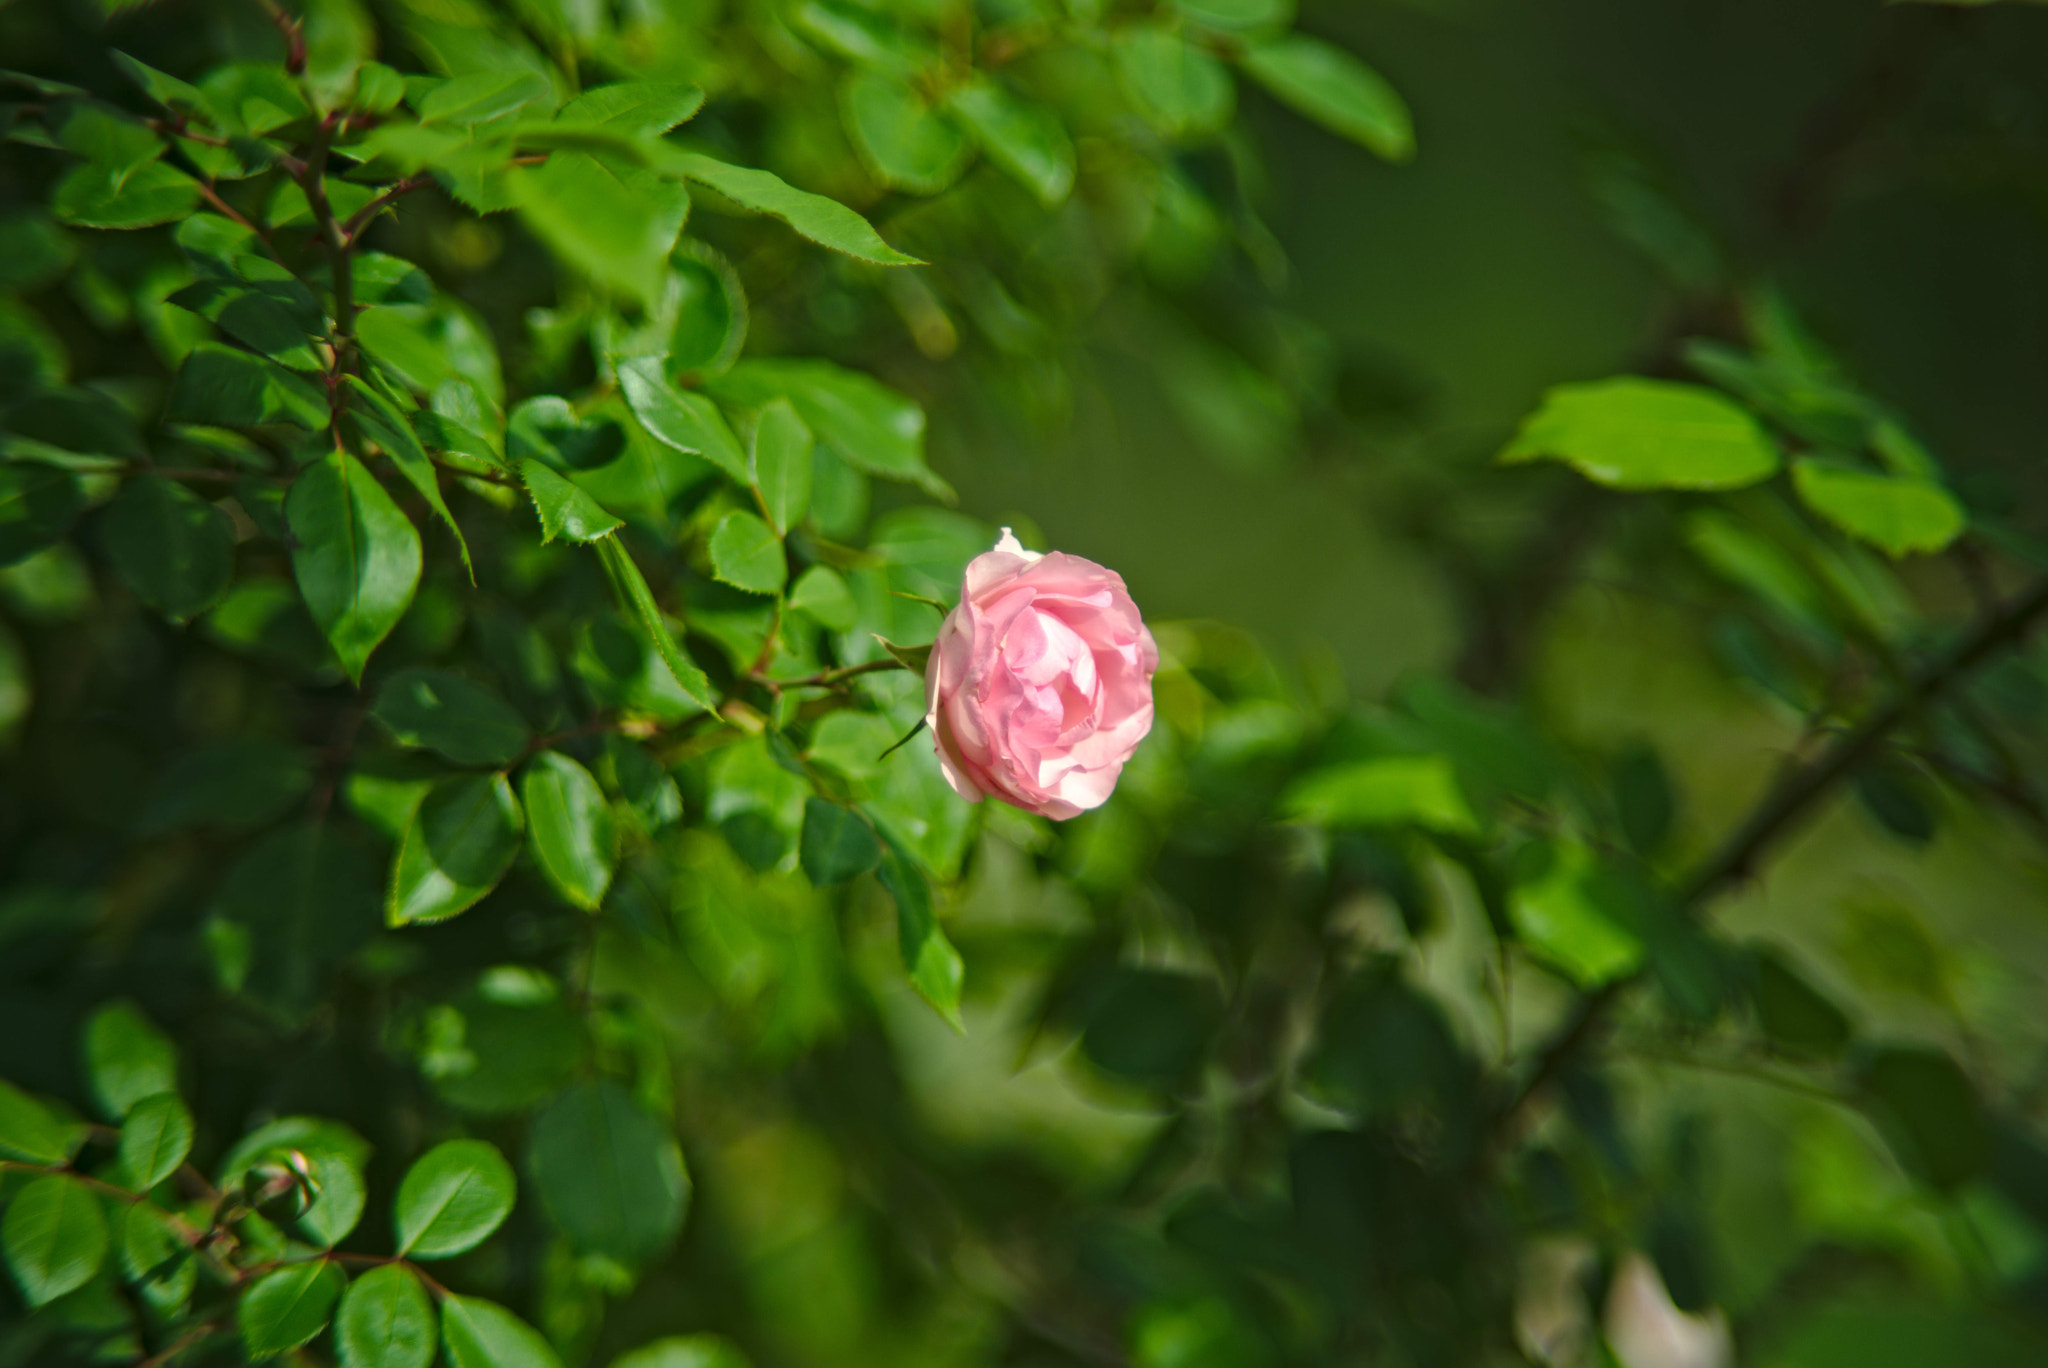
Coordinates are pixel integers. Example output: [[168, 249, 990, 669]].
[[522, 751, 617, 911], [1241, 35, 1413, 161], [1503, 377, 1780, 490], [394, 1138, 516, 1258], [1791, 457, 1966, 557]]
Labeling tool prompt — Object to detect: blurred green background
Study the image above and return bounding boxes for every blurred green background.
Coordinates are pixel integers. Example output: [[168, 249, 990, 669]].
[[953, 0, 2048, 690], [8, 0, 2048, 1364]]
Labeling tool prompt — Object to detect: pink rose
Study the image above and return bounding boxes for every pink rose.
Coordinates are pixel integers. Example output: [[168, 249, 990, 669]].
[[924, 530, 1159, 820]]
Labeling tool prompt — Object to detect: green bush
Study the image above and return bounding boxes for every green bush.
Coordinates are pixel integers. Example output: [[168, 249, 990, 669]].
[[3, 1, 2048, 1366]]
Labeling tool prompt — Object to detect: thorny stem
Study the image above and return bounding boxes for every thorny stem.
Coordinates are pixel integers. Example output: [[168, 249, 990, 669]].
[[340, 173, 434, 245], [293, 115, 355, 431], [1492, 570, 2048, 1154], [752, 657, 906, 693], [254, 0, 306, 73]]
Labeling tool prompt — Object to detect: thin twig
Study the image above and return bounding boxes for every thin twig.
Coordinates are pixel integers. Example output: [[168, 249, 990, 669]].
[[340, 173, 434, 245], [756, 657, 906, 692], [1492, 571, 2048, 1153], [135, 1320, 218, 1368], [1617, 1042, 1849, 1104]]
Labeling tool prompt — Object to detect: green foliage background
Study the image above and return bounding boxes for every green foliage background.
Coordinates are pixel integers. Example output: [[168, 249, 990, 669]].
[[4, 0, 2048, 1366]]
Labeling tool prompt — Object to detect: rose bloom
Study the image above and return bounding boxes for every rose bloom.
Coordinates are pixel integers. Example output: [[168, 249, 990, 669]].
[[924, 530, 1158, 820]]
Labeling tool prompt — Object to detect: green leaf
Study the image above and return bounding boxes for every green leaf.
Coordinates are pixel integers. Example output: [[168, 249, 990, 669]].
[[0, 212, 74, 293], [167, 342, 328, 429], [135, 737, 312, 835], [1281, 755, 1478, 834], [594, 536, 718, 710], [1860, 1046, 1988, 1192], [1500, 377, 1781, 490], [1791, 457, 1966, 557], [208, 824, 382, 1021], [239, 1259, 346, 1356], [119, 1202, 194, 1315], [442, 1293, 565, 1368], [167, 277, 324, 373], [1854, 759, 1937, 846], [346, 376, 473, 578], [1751, 947, 1852, 1059], [558, 81, 705, 136], [1507, 843, 1646, 988], [98, 475, 235, 622], [787, 564, 858, 630], [596, 735, 683, 835], [942, 79, 1076, 207], [1113, 26, 1235, 136], [428, 973, 585, 1116], [356, 305, 468, 394], [708, 510, 786, 595], [794, 0, 935, 75], [389, 774, 525, 926], [109, 50, 212, 116], [1080, 968, 1222, 1092], [287, 450, 422, 685], [217, 1114, 369, 1182], [526, 1081, 689, 1261], [1685, 509, 1829, 635], [51, 161, 201, 230], [1612, 742, 1675, 856], [522, 751, 617, 911], [214, 1119, 371, 1257], [610, 1337, 754, 1368], [353, 254, 434, 306], [618, 357, 748, 483], [708, 359, 944, 497], [749, 398, 814, 536], [51, 103, 160, 173], [668, 247, 749, 377], [512, 152, 690, 306], [5, 385, 143, 462], [1171, 0, 1293, 31], [117, 1093, 192, 1191], [83, 1000, 177, 1121], [1303, 967, 1463, 1119], [520, 459, 626, 544], [350, 62, 408, 118], [509, 395, 627, 471], [337, 1264, 436, 1368], [842, 72, 972, 194], [672, 151, 921, 266], [394, 1138, 516, 1259], [372, 667, 532, 767], [2, 1176, 107, 1308], [417, 71, 555, 126], [875, 831, 963, 1029], [1240, 35, 1413, 161], [231, 1127, 367, 1250], [800, 797, 881, 887], [0, 1080, 83, 1166], [0, 462, 83, 569]]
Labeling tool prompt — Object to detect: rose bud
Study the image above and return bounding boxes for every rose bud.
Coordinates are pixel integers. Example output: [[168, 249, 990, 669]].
[[244, 1149, 320, 1223], [924, 530, 1158, 820]]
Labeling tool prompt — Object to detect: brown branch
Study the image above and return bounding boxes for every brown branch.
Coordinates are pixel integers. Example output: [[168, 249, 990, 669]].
[[340, 173, 434, 245], [756, 657, 906, 692], [252, 0, 307, 73], [135, 1320, 219, 1368], [1493, 570, 2048, 1153]]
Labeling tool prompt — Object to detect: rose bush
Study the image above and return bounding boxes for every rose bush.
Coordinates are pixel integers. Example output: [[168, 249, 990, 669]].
[[925, 531, 1158, 819]]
